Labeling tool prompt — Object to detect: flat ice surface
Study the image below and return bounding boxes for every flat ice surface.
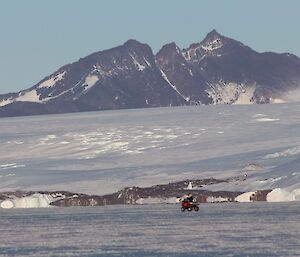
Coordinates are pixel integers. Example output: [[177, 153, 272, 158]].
[[0, 203, 299, 256], [1, 103, 300, 195]]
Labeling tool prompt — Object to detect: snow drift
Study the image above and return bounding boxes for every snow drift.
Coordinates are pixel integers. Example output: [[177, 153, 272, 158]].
[[235, 188, 300, 203], [0, 194, 54, 209]]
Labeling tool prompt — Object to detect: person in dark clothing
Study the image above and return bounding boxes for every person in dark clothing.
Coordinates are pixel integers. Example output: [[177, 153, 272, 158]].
[[185, 193, 195, 203], [180, 193, 199, 212]]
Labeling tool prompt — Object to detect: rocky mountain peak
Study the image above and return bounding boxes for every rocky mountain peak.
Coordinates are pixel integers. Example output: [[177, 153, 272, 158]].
[[158, 42, 180, 52], [203, 29, 223, 41], [123, 39, 143, 47], [156, 42, 184, 65], [182, 30, 248, 63], [123, 39, 151, 53], [200, 29, 225, 50]]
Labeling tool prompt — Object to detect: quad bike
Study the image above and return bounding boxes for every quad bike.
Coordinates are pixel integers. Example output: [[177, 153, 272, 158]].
[[181, 201, 199, 212]]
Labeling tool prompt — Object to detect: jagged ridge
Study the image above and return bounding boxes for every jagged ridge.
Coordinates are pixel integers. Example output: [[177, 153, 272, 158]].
[[1, 30, 300, 117]]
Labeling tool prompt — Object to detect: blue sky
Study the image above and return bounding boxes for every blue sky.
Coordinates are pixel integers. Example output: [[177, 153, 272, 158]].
[[1, 0, 300, 94]]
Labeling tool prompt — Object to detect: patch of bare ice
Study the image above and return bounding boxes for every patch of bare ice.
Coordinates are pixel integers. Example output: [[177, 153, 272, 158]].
[[263, 146, 300, 159], [255, 118, 280, 122]]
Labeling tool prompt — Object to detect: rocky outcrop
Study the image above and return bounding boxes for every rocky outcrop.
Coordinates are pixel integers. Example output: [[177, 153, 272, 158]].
[[0, 179, 276, 208], [250, 190, 273, 201]]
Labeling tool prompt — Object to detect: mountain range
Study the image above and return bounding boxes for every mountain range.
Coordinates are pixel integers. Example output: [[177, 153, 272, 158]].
[[1, 30, 300, 117]]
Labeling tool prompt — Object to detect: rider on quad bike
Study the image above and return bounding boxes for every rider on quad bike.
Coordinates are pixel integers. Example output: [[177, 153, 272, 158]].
[[181, 193, 199, 212]]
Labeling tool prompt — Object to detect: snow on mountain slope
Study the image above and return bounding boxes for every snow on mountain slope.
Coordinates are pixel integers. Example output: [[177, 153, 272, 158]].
[[0, 71, 68, 107], [0, 89, 41, 106], [81, 75, 99, 92], [160, 69, 190, 102], [16, 90, 41, 103], [1, 103, 300, 199], [182, 31, 226, 62], [0, 98, 13, 107], [274, 87, 300, 103], [206, 81, 256, 104], [182, 29, 247, 63], [37, 71, 66, 89]]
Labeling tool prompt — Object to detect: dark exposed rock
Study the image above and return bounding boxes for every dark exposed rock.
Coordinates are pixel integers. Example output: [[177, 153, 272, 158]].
[[51, 178, 242, 207], [0, 179, 276, 207], [1, 30, 300, 117], [250, 189, 273, 201]]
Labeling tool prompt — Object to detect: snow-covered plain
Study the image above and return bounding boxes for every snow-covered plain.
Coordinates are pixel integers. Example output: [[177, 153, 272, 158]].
[[1, 103, 300, 199], [0, 203, 299, 256]]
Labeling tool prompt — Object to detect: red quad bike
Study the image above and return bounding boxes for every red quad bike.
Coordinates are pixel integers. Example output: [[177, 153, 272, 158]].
[[181, 201, 199, 212]]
